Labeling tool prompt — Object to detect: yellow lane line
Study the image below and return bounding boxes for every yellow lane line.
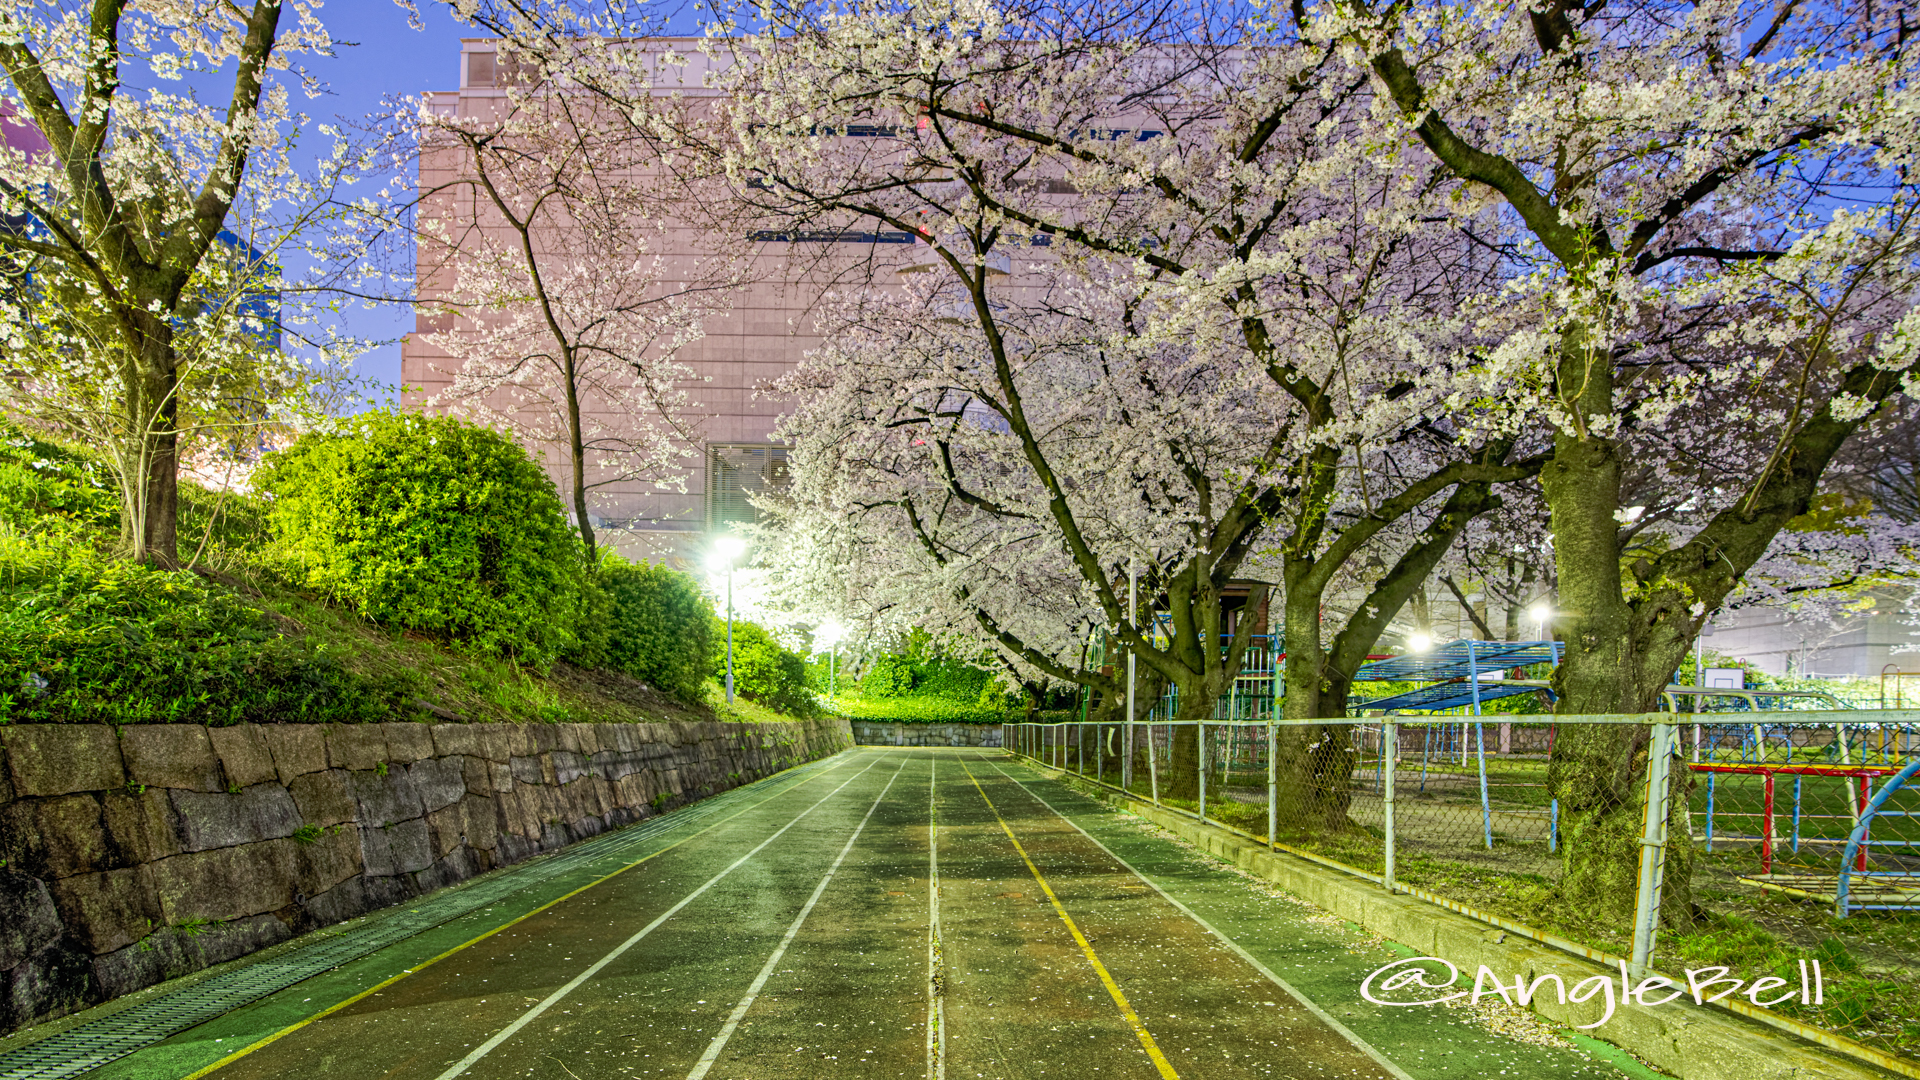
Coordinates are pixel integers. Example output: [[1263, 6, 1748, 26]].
[[956, 759, 1181, 1080], [183, 752, 874, 1080]]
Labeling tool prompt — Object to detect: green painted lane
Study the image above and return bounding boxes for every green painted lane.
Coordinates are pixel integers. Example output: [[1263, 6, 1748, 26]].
[[83, 750, 890, 1080], [985, 761, 1664, 1080], [934, 754, 1154, 1080], [202, 752, 906, 1080], [65, 748, 1672, 1080], [705, 752, 938, 1079], [946, 759, 1397, 1080]]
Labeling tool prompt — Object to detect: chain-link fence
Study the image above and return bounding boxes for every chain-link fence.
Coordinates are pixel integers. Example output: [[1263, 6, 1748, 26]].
[[1004, 713, 1920, 1064]]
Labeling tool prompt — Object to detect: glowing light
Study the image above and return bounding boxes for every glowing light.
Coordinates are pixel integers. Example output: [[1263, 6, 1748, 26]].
[[815, 619, 845, 650], [709, 533, 748, 568], [1408, 631, 1432, 653], [1529, 601, 1551, 626]]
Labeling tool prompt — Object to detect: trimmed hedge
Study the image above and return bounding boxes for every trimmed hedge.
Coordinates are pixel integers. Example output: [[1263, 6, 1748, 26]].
[[718, 620, 816, 716], [592, 561, 716, 704], [256, 411, 588, 665]]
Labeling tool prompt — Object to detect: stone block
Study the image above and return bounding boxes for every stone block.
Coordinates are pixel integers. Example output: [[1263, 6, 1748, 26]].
[[101, 788, 180, 865], [120, 726, 222, 792], [613, 772, 649, 810], [2, 725, 123, 796], [49, 869, 158, 955], [148, 842, 295, 925], [301, 876, 370, 928], [325, 726, 388, 772], [0, 870, 65, 973], [2, 795, 108, 878], [462, 756, 492, 797], [359, 820, 432, 878], [431, 724, 481, 759], [476, 724, 513, 762], [0, 747, 13, 809], [490, 762, 513, 793], [169, 786, 302, 852], [508, 756, 543, 786], [351, 769, 423, 828], [551, 750, 587, 786], [383, 724, 434, 763], [508, 725, 537, 757], [207, 725, 276, 788], [426, 804, 463, 859], [408, 757, 466, 813], [460, 793, 498, 851], [261, 725, 326, 784], [291, 827, 361, 897], [1, 937, 97, 1033], [530, 725, 560, 754], [288, 769, 357, 827]]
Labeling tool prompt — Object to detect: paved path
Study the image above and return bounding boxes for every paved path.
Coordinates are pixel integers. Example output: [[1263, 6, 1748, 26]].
[[75, 749, 1659, 1079]]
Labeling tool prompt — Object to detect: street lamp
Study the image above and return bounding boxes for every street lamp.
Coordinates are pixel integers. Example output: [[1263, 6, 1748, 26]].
[[815, 619, 845, 696], [1529, 601, 1552, 640], [1408, 630, 1433, 653], [711, 534, 748, 704]]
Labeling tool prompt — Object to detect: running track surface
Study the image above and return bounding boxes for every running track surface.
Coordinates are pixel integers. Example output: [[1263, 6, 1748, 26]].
[[47, 749, 1661, 1079]]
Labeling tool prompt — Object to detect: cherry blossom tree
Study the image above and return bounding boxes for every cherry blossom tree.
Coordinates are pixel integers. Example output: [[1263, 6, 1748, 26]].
[[1338, 0, 1920, 919], [0, 0, 369, 565]]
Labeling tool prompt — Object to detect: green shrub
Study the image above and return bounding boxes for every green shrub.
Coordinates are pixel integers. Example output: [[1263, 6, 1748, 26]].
[[0, 425, 118, 538], [594, 560, 715, 704], [860, 653, 916, 697], [255, 411, 587, 665], [858, 652, 995, 700], [717, 620, 815, 716], [0, 536, 414, 724], [827, 694, 1010, 724]]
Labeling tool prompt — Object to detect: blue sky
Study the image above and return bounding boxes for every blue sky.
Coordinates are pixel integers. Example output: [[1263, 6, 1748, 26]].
[[297, 2, 472, 391]]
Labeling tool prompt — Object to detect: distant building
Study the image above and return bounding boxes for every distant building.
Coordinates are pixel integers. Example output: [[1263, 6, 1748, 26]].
[[407, 39, 820, 564]]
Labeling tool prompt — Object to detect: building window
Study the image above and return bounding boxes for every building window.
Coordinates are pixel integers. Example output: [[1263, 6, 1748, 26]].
[[467, 51, 497, 88], [707, 444, 789, 529]]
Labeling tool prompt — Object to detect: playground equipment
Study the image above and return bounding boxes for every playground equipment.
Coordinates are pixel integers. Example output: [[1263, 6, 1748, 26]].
[[1836, 758, 1920, 915], [1352, 641, 1563, 851]]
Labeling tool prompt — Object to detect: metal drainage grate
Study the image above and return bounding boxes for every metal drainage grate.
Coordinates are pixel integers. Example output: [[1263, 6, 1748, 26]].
[[0, 755, 841, 1080]]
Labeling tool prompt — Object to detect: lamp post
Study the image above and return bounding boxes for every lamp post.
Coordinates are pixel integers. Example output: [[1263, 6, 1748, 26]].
[[816, 619, 845, 697], [712, 534, 747, 704]]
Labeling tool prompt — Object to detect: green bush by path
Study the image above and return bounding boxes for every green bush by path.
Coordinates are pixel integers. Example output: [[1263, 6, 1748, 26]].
[[716, 620, 815, 717], [256, 411, 588, 666], [592, 561, 716, 704], [827, 693, 1010, 724]]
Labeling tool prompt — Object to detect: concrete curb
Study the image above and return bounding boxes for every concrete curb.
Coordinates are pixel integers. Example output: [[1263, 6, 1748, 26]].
[[1042, 771, 1906, 1080]]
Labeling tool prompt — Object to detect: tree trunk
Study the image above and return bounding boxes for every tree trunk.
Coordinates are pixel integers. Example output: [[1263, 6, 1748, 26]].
[[130, 315, 181, 567], [1540, 325, 1692, 925]]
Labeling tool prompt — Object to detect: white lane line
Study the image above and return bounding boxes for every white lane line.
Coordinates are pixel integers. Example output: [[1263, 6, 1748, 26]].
[[989, 763, 1416, 1080], [431, 753, 885, 1080], [683, 756, 909, 1080], [926, 753, 946, 1080]]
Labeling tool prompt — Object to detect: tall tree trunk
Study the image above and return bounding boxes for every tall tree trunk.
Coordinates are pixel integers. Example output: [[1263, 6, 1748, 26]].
[[1540, 325, 1692, 925], [131, 315, 181, 567], [563, 351, 596, 561]]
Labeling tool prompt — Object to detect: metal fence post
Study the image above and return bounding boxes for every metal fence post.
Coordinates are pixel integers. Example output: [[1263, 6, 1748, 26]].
[[1148, 722, 1160, 805], [1267, 718, 1277, 851], [1383, 720, 1398, 893], [1629, 722, 1676, 981], [1198, 722, 1208, 821]]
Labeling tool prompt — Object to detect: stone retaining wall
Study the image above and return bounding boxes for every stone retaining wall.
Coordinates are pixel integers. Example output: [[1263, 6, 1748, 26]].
[[849, 722, 1002, 747], [0, 716, 852, 1033]]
